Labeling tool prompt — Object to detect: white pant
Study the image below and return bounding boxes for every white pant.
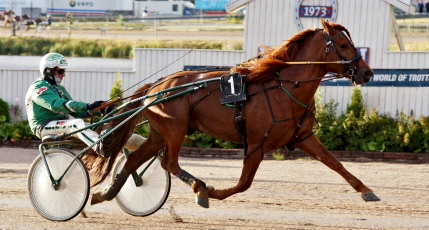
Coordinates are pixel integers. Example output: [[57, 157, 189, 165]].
[[40, 119, 146, 152], [40, 119, 100, 151]]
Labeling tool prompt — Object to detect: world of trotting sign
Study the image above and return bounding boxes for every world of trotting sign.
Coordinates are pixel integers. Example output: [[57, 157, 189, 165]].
[[322, 69, 429, 87]]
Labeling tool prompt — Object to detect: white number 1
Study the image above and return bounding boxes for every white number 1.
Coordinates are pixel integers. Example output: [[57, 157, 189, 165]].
[[228, 77, 235, 94]]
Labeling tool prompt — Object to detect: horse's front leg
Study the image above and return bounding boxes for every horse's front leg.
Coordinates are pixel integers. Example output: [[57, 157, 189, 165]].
[[91, 128, 164, 205], [294, 135, 380, 202], [160, 136, 211, 208], [206, 146, 263, 200]]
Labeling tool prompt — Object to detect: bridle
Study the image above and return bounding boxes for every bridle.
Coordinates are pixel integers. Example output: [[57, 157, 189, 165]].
[[323, 30, 362, 83]]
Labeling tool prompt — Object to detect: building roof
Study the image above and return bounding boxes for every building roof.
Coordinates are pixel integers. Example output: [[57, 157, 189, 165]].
[[226, 0, 252, 12], [226, 0, 415, 15]]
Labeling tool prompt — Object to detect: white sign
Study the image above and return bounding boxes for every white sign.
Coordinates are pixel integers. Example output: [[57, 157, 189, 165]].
[[294, 0, 338, 31]]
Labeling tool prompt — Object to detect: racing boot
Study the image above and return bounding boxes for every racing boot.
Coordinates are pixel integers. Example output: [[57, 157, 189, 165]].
[[95, 130, 114, 158]]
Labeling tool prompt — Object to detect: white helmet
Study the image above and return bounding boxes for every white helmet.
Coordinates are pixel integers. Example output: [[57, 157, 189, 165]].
[[39, 53, 68, 75]]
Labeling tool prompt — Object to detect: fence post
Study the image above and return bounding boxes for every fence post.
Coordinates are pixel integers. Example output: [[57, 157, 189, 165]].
[[154, 20, 157, 39]]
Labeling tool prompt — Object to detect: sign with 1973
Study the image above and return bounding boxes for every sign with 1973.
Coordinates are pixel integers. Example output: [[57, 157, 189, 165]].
[[294, 0, 338, 31], [299, 5, 333, 17]]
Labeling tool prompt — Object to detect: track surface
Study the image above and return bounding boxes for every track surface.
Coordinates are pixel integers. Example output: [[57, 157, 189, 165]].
[[0, 147, 428, 229]]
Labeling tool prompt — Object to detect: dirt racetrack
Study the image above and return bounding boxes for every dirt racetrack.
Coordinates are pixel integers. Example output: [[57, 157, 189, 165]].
[[0, 147, 428, 229]]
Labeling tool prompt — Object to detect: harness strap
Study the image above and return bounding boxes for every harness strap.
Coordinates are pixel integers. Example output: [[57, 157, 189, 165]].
[[285, 100, 314, 151], [243, 81, 314, 163], [243, 84, 274, 162], [190, 86, 220, 114], [280, 86, 310, 108]]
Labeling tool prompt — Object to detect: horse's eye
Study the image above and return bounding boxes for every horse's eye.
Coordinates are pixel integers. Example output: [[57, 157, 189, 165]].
[[340, 44, 348, 49]]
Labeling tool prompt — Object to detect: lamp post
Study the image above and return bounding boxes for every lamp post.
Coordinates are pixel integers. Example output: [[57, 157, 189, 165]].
[[11, 0, 15, 36]]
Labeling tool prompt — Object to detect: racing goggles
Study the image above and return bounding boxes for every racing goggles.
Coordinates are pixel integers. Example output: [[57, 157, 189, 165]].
[[56, 69, 66, 74]]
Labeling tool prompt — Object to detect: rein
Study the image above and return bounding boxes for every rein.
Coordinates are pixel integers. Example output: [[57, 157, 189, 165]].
[[109, 48, 194, 101]]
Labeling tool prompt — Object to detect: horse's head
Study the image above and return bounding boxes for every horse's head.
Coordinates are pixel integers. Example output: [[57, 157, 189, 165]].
[[320, 19, 373, 85]]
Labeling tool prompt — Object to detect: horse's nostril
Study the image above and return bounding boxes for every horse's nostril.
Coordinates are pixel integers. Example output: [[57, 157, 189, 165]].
[[365, 70, 373, 76]]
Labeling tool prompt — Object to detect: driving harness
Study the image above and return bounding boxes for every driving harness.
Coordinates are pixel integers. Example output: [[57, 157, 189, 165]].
[[237, 29, 363, 163]]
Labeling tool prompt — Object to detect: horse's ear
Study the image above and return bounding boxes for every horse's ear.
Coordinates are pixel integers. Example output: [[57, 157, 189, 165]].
[[320, 18, 335, 35]]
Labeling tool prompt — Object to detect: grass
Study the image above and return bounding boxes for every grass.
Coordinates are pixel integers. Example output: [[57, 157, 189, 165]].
[[1, 32, 426, 58], [390, 40, 429, 51], [0, 36, 243, 58], [397, 17, 429, 24], [272, 151, 285, 160], [295, 157, 313, 161]]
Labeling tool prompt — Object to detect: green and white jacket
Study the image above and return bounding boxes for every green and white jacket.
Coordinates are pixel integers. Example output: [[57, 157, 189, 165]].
[[25, 77, 100, 134]]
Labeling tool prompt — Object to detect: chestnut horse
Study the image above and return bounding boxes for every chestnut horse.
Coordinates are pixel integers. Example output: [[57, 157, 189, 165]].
[[89, 19, 380, 208]]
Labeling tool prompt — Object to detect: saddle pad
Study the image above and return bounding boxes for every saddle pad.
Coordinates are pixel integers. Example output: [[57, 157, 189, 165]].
[[220, 73, 246, 105]]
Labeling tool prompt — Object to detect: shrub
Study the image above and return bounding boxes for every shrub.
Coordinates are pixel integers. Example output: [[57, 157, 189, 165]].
[[0, 98, 10, 123], [346, 86, 365, 117], [0, 121, 37, 141], [315, 87, 429, 153], [134, 122, 150, 138], [0, 37, 244, 59], [184, 132, 216, 148], [110, 73, 124, 105], [215, 139, 238, 149]]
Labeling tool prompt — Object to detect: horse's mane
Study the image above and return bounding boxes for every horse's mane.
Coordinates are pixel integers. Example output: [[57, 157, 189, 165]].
[[83, 83, 152, 187], [232, 22, 352, 84]]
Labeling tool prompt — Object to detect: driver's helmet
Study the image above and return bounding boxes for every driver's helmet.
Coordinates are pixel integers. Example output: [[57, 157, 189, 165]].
[[39, 53, 68, 75]]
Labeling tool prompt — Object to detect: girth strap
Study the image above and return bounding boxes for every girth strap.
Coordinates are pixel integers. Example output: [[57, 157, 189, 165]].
[[243, 81, 316, 163]]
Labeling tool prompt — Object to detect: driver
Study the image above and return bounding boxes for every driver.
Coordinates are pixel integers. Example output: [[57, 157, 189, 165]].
[[25, 53, 115, 157], [39, 14, 52, 26]]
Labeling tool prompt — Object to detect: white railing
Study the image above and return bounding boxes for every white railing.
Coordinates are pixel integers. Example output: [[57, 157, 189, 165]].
[[397, 23, 429, 33], [0, 21, 245, 31]]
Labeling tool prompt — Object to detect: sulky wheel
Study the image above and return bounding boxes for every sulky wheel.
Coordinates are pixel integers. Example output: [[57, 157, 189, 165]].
[[112, 153, 171, 216], [27, 148, 90, 221]]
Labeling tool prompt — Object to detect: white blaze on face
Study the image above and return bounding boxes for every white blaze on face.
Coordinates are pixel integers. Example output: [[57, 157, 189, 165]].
[[341, 30, 353, 46]]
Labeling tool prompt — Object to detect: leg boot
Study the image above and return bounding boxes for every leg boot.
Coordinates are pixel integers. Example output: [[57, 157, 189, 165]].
[[91, 168, 130, 205]]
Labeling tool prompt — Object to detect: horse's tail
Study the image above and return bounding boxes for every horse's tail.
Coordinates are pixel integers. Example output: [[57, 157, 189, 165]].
[[84, 83, 152, 188]]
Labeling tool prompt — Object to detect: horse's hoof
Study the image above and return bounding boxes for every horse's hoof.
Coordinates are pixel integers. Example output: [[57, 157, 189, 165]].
[[196, 196, 210, 208], [362, 192, 381, 202], [90, 192, 105, 205], [80, 209, 88, 218], [206, 185, 214, 192]]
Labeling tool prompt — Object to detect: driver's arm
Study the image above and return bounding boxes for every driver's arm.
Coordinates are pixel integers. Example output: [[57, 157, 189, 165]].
[[31, 81, 90, 114]]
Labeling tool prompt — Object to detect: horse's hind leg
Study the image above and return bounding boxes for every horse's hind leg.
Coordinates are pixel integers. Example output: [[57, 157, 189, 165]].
[[206, 145, 264, 200], [91, 127, 165, 205], [294, 135, 380, 202]]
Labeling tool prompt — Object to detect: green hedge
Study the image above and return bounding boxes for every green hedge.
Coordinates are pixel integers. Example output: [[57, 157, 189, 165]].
[[0, 37, 243, 59], [316, 87, 429, 153], [0, 120, 38, 141], [0, 98, 10, 123]]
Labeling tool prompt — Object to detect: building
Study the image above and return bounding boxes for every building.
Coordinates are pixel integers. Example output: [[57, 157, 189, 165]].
[[0, 0, 134, 18]]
